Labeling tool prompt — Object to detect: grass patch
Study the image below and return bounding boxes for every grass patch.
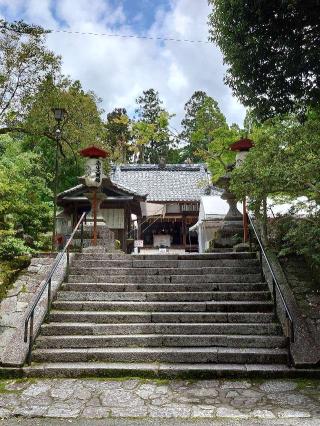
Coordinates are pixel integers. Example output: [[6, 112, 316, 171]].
[[0, 377, 37, 393], [81, 376, 170, 385], [294, 378, 320, 390]]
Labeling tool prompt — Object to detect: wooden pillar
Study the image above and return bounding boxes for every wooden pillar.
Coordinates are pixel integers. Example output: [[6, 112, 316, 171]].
[[137, 217, 142, 240], [182, 218, 187, 248], [123, 205, 128, 253]]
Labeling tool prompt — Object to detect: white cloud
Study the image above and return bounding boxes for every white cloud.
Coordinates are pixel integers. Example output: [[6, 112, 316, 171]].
[[0, 0, 246, 127]]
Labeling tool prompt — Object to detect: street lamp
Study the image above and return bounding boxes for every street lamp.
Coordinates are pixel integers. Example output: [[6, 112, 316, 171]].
[[52, 107, 66, 123], [51, 108, 67, 250]]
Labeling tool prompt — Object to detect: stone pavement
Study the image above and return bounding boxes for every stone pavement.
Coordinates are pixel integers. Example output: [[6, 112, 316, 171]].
[[0, 378, 320, 423]]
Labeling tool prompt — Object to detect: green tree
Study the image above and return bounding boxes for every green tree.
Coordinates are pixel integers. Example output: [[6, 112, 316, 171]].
[[0, 135, 52, 241], [230, 110, 320, 243], [208, 1, 320, 119], [0, 20, 60, 132], [231, 111, 320, 209], [22, 76, 108, 192], [106, 108, 131, 163], [135, 89, 174, 163], [180, 92, 226, 162]]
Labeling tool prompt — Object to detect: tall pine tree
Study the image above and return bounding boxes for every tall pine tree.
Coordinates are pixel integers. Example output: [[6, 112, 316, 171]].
[[135, 89, 172, 163], [180, 91, 226, 162]]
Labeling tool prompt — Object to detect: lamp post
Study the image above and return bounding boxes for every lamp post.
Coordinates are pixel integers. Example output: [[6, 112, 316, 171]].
[[230, 137, 254, 243], [51, 108, 66, 250]]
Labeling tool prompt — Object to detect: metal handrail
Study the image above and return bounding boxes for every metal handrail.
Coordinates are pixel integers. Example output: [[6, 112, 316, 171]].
[[248, 214, 294, 344], [24, 211, 86, 365]]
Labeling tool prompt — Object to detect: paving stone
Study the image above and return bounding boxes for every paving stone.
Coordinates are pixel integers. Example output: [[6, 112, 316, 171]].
[[46, 403, 81, 418], [136, 384, 157, 399], [0, 408, 11, 419], [241, 389, 263, 398], [216, 406, 250, 418], [149, 403, 192, 418], [50, 386, 75, 400], [251, 409, 276, 419], [1, 377, 320, 420], [100, 389, 144, 408], [76, 388, 92, 400], [150, 395, 173, 406], [22, 382, 51, 397], [82, 406, 110, 418], [192, 405, 217, 417], [12, 405, 48, 417], [225, 390, 239, 398], [85, 397, 102, 407], [188, 388, 219, 397], [267, 392, 313, 406], [259, 380, 298, 392], [221, 380, 252, 389], [111, 404, 148, 417], [4, 381, 30, 391], [277, 409, 312, 418]]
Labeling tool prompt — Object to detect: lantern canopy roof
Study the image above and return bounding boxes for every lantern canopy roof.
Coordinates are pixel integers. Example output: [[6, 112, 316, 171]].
[[230, 138, 254, 152], [79, 145, 109, 158]]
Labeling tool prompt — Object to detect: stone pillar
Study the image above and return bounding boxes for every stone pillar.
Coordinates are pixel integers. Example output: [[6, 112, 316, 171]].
[[212, 164, 243, 249]]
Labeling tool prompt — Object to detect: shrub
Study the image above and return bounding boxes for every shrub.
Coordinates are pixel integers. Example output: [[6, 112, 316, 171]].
[[0, 236, 33, 260], [268, 212, 320, 274]]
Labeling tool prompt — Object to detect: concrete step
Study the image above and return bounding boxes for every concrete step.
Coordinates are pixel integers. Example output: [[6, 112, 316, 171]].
[[51, 300, 274, 312], [23, 362, 318, 379], [35, 334, 287, 349], [68, 266, 260, 276], [62, 282, 268, 293], [48, 310, 277, 324], [56, 290, 271, 302], [40, 322, 282, 336], [71, 259, 260, 268], [67, 274, 263, 283], [32, 346, 288, 364]]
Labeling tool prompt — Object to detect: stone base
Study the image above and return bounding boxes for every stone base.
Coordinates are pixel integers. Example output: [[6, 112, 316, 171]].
[[211, 217, 244, 249]]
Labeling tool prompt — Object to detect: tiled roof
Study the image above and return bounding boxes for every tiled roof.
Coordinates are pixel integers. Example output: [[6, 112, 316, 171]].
[[110, 163, 211, 202]]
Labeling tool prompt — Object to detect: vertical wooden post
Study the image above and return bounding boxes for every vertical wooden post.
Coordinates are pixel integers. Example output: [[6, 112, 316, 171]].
[[93, 189, 97, 246], [137, 217, 142, 240], [123, 203, 128, 253], [243, 198, 249, 242], [182, 218, 187, 248]]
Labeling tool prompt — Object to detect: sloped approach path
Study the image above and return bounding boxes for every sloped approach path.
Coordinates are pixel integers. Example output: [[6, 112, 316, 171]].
[[27, 252, 293, 377]]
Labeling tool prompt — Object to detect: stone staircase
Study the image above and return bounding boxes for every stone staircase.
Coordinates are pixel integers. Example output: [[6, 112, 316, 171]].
[[29, 251, 291, 377]]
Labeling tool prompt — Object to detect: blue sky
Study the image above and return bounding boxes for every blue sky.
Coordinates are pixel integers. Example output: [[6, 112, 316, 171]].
[[0, 0, 246, 127], [108, 0, 171, 33]]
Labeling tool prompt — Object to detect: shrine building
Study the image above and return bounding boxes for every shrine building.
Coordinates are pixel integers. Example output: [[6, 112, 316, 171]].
[[57, 162, 211, 253]]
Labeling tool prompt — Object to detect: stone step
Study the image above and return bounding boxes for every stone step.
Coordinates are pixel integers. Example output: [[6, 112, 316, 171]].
[[40, 322, 282, 336], [35, 334, 287, 349], [51, 300, 274, 312], [74, 252, 256, 262], [56, 290, 271, 302], [49, 310, 277, 324], [67, 274, 263, 283], [62, 282, 268, 293], [71, 259, 260, 269], [32, 347, 288, 364], [68, 266, 260, 276], [23, 362, 318, 379], [131, 253, 257, 260]]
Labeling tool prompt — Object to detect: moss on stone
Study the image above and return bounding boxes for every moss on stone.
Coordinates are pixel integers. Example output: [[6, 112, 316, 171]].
[[0, 255, 30, 302]]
